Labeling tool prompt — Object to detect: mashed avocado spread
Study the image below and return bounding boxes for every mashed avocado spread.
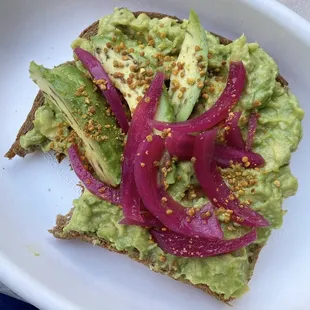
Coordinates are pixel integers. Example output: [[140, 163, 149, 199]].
[[21, 8, 304, 298]]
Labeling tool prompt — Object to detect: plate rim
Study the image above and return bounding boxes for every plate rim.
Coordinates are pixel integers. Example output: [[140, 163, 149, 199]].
[[1, 1, 310, 309]]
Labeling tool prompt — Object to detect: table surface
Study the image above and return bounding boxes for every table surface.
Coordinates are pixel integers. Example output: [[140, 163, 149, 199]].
[[0, 0, 309, 307]]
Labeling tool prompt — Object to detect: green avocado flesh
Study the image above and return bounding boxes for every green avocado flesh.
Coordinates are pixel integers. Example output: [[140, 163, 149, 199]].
[[21, 8, 304, 298], [169, 10, 208, 122], [29, 62, 123, 186]]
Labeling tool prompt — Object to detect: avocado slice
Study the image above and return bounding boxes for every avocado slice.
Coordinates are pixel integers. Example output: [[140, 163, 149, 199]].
[[90, 33, 176, 113], [153, 87, 175, 135], [155, 87, 175, 122], [169, 10, 208, 122], [30, 62, 123, 187]]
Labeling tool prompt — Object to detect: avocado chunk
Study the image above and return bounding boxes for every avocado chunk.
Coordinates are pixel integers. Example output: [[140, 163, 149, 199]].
[[30, 62, 123, 187], [169, 10, 208, 121], [97, 8, 188, 56]]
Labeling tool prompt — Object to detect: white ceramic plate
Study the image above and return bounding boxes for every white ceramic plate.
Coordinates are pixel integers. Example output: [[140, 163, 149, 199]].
[[1, 1, 309, 309]]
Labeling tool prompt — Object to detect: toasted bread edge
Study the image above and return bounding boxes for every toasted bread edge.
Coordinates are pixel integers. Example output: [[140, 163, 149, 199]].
[[49, 209, 263, 303]]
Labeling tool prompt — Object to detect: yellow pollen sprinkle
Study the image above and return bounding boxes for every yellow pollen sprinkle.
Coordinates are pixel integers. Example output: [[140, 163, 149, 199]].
[[187, 78, 195, 85], [146, 135, 153, 142], [242, 156, 249, 163], [161, 197, 168, 203], [187, 208, 196, 217]]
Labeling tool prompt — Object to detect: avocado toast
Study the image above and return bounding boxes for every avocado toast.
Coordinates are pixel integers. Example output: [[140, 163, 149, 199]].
[[5, 9, 304, 302]]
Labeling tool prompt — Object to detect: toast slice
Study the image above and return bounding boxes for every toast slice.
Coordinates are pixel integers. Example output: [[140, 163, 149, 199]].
[[5, 11, 288, 160], [4, 12, 180, 160], [6, 11, 288, 302], [49, 208, 263, 303]]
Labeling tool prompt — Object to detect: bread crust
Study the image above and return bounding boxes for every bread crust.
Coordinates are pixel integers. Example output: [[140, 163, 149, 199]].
[[49, 209, 263, 303]]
